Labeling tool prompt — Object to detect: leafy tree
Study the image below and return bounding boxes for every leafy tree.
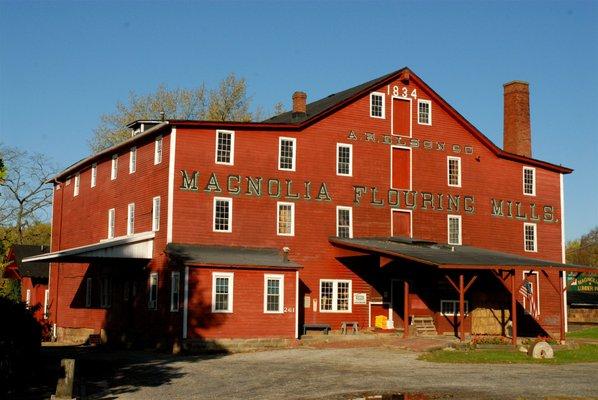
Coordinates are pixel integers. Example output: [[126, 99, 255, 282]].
[[90, 73, 281, 153], [566, 226, 598, 267]]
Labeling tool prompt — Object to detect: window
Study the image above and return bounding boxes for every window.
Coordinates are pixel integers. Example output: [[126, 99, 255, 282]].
[[152, 196, 160, 232], [447, 215, 462, 245], [264, 275, 284, 313], [111, 154, 118, 180], [129, 147, 137, 173], [336, 143, 352, 176], [524, 223, 537, 252], [148, 272, 158, 309], [100, 277, 111, 308], [127, 203, 135, 235], [447, 156, 461, 187], [85, 278, 92, 307], [43, 289, 49, 319], [108, 208, 115, 239], [154, 136, 163, 165], [320, 279, 352, 312], [370, 92, 385, 118], [215, 130, 235, 165], [73, 173, 80, 196], [440, 300, 469, 316], [418, 99, 432, 125], [25, 289, 31, 307], [521, 271, 540, 316], [336, 206, 353, 238], [523, 167, 536, 196], [278, 137, 296, 171], [123, 281, 130, 301], [91, 163, 97, 187], [277, 202, 295, 236], [212, 272, 233, 313], [213, 197, 232, 232], [170, 272, 180, 312]]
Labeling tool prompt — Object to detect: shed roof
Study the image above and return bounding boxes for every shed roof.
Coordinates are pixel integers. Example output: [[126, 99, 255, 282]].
[[330, 236, 595, 272], [165, 243, 301, 270], [6, 245, 50, 279]]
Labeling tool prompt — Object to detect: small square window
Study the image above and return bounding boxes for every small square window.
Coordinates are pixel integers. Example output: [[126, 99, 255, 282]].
[[279, 137, 296, 171], [418, 99, 432, 125], [370, 92, 385, 118]]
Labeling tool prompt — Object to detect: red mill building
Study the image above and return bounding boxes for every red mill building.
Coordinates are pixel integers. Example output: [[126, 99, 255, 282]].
[[24, 68, 595, 347]]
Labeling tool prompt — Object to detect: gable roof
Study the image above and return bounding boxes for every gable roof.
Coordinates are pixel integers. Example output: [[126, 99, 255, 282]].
[[5, 245, 50, 279]]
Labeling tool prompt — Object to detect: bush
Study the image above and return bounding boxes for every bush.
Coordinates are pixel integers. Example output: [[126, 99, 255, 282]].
[[0, 297, 42, 397], [471, 335, 511, 345]]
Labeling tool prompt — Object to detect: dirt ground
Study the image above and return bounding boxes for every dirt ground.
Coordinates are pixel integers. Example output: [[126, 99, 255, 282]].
[[19, 341, 598, 400]]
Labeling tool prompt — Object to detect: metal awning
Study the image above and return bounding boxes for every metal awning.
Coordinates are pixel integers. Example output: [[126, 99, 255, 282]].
[[330, 236, 596, 273], [22, 232, 155, 263], [166, 243, 301, 270]]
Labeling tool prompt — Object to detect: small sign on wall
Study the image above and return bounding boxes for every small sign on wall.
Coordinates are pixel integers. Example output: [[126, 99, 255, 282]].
[[353, 293, 367, 305], [304, 295, 310, 308]]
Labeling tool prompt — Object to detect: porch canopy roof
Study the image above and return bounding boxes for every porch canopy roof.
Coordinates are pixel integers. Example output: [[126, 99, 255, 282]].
[[166, 243, 301, 270], [21, 232, 155, 264], [330, 236, 596, 273]]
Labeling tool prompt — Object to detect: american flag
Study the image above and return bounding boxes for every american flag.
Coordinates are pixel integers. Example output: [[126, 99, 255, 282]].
[[519, 280, 539, 318]]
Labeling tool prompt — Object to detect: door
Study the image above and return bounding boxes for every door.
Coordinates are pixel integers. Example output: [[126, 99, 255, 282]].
[[392, 97, 411, 136]]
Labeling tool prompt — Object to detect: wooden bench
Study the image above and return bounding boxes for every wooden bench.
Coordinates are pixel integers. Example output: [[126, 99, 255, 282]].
[[340, 321, 359, 334], [303, 323, 331, 335]]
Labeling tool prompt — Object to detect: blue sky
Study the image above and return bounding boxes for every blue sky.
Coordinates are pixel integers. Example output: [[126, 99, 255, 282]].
[[0, 1, 596, 240]]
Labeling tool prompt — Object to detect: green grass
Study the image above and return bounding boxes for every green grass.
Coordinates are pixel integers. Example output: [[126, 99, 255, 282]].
[[567, 326, 598, 339], [419, 344, 598, 364]]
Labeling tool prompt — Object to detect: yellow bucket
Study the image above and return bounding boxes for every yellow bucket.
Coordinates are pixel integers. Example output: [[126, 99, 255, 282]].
[[375, 315, 388, 329]]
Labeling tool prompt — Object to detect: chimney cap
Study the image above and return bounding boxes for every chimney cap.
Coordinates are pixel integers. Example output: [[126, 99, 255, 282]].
[[503, 80, 529, 87]]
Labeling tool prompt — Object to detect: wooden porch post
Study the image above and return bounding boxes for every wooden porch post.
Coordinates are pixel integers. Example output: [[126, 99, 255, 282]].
[[403, 280, 410, 338], [459, 274, 465, 342], [511, 269, 518, 345], [559, 271, 566, 343]]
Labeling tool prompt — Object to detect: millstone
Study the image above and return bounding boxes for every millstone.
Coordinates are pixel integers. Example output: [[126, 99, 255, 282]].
[[527, 341, 554, 359]]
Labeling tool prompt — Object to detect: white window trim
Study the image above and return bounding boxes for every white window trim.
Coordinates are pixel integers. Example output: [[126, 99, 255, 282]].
[[212, 272, 234, 313], [522, 270, 541, 315], [73, 173, 80, 197], [523, 166, 536, 196], [148, 272, 158, 310], [319, 279, 352, 313], [447, 214, 462, 245], [170, 271, 180, 312], [263, 274, 284, 314], [278, 137, 297, 172], [336, 143, 353, 177], [127, 203, 135, 235], [215, 130, 235, 166], [524, 222, 538, 253], [447, 156, 462, 188], [440, 300, 469, 316], [417, 99, 432, 126], [25, 289, 31, 307], [108, 208, 115, 239], [43, 289, 49, 319], [213, 197, 233, 233], [152, 196, 161, 232], [129, 147, 137, 174], [111, 154, 118, 180], [91, 163, 97, 188], [369, 92, 385, 119], [154, 135, 163, 165], [336, 206, 353, 238], [391, 208, 413, 238], [85, 277, 92, 307], [276, 201, 295, 236]]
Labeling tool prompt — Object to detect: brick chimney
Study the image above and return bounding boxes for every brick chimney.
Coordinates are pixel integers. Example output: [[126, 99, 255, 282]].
[[292, 91, 307, 120], [503, 81, 532, 157]]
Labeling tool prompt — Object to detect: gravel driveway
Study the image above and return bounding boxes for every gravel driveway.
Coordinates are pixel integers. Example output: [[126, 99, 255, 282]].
[[80, 347, 598, 400]]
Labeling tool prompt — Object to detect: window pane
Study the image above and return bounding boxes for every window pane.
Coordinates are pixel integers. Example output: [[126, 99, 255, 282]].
[[448, 217, 460, 245], [215, 277, 229, 311], [371, 94, 383, 117], [337, 208, 351, 238], [448, 158, 460, 186], [217, 132, 232, 163], [525, 225, 536, 251], [279, 139, 294, 169], [266, 278, 280, 311], [278, 204, 293, 234], [337, 281, 349, 311], [320, 281, 333, 311], [419, 101, 430, 124], [337, 146, 350, 175], [215, 200, 230, 231]]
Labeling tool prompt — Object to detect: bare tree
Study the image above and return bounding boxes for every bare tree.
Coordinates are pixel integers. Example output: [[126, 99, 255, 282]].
[[0, 147, 56, 244]]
